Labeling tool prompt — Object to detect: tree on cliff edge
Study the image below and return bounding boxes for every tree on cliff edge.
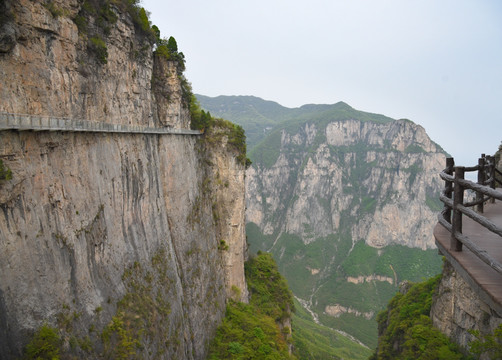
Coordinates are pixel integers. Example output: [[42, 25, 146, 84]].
[[167, 36, 178, 53]]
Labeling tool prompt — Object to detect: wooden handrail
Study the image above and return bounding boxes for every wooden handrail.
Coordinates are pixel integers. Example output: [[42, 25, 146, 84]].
[[438, 155, 502, 274], [437, 216, 502, 274]]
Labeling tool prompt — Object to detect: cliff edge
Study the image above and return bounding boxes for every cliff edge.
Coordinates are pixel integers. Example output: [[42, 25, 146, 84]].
[[0, 1, 247, 358]]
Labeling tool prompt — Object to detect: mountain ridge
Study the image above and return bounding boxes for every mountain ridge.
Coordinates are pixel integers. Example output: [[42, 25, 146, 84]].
[[196, 94, 445, 157]]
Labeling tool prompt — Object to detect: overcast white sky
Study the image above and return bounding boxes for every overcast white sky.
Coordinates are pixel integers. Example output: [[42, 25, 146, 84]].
[[143, 0, 502, 167]]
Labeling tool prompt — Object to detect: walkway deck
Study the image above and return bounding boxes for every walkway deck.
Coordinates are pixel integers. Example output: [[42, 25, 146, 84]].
[[0, 112, 202, 136], [434, 201, 502, 316]]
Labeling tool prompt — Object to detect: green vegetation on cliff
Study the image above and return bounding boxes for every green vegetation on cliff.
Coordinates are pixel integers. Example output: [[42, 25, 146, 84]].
[[247, 226, 443, 349], [74, 0, 182, 66], [470, 324, 502, 359], [75, 0, 157, 39], [154, 36, 186, 71], [246, 252, 295, 322], [208, 252, 295, 359], [209, 301, 292, 360], [24, 324, 61, 360], [0, 159, 12, 181], [371, 274, 465, 360], [191, 98, 251, 167]]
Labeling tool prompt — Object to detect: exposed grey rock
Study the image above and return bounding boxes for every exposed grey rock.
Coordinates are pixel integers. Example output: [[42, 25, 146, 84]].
[[247, 119, 445, 249], [0, 22, 17, 53], [0, 1, 247, 358], [431, 261, 502, 354]]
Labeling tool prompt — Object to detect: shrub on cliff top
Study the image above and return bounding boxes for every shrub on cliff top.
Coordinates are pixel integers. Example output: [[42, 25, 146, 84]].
[[371, 274, 466, 360], [191, 97, 252, 167], [208, 252, 295, 359], [206, 117, 252, 168], [74, 0, 156, 64], [245, 251, 294, 322], [155, 36, 186, 71]]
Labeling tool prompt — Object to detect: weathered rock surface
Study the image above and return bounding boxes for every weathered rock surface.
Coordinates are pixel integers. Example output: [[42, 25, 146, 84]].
[[0, 1, 247, 358], [247, 118, 445, 249], [346, 274, 394, 285], [325, 304, 374, 320], [0, 0, 189, 129], [430, 261, 502, 352]]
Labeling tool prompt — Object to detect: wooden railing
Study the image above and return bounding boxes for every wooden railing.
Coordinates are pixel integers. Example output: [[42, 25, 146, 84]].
[[438, 155, 502, 274]]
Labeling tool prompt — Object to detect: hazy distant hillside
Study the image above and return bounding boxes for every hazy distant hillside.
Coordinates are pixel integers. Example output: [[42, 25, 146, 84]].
[[196, 95, 287, 149], [196, 95, 360, 151]]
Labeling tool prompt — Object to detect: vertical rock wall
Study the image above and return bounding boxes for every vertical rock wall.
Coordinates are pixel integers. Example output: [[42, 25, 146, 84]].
[[207, 128, 249, 302], [0, 0, 149, 124], [0, 0, 247, 358], [430, 261, 502, 352]]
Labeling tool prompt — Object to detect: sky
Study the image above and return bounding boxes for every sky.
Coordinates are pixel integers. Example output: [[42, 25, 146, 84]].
[[143, 0, 502, 167]]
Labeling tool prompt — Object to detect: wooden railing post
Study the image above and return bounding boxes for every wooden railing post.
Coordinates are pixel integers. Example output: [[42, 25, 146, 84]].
[[477, 156, 485, 213], [451, 166, 465, 251], [487, 155, 496, 203], [443, 157, 454, 224]]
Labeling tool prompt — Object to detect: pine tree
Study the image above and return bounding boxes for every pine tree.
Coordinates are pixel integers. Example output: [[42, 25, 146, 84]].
[[167, 36, 178, 53]]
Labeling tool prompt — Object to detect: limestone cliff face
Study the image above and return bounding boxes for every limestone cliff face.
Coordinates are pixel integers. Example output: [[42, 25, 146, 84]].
[[0, 1, 246, 358], [205, 126, 249, 302], [430, 261, 502, 351], [0, 0, 189, 129], [247, 118, 445, 250]]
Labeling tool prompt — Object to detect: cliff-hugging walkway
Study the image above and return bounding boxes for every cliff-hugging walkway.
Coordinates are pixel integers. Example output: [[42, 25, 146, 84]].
[[0, 112, 202, 136], [435, 201, 502, 316]]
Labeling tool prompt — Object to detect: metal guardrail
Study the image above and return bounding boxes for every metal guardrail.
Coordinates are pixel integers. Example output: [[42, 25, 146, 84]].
[[0, 112, 203, 136], [438, 155, 502, 274]]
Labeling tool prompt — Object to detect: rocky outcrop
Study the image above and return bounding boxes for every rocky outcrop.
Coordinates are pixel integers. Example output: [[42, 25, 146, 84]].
[[206, 127, 249, 302], [0, 0, 189, 129], [247, 119, 445, 249], [430, 261, 502, 351], [152, 54, 191, 129], [325, 304, 374, 320], [0, 1, 246, 358], [347, 274, 394, 285]]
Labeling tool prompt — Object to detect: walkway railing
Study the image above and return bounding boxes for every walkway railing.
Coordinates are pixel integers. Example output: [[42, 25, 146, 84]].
[[0, 112, 203, 136], [438, 155, 502, 274]]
